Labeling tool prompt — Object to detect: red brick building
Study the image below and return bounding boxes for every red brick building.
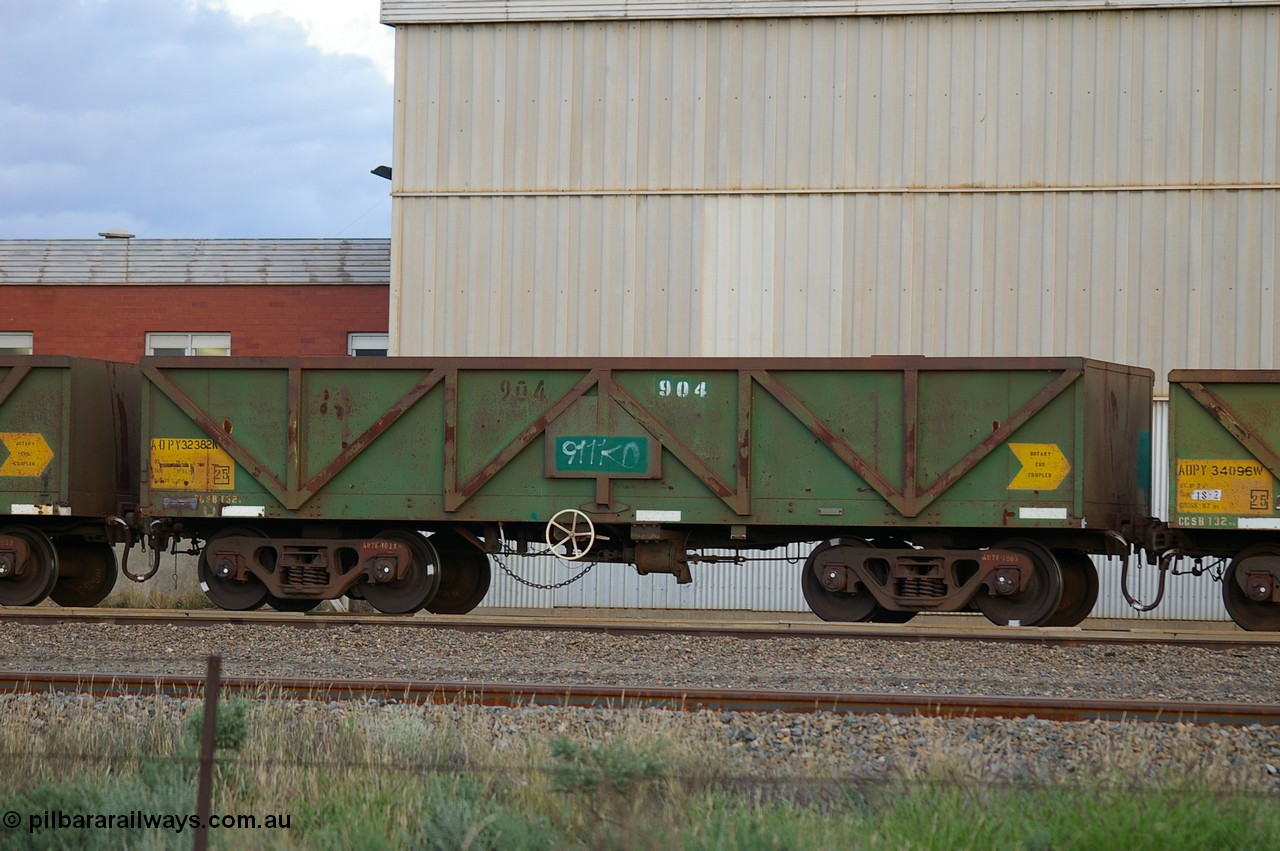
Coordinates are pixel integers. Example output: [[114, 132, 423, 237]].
[[0, 238, 390, 360]]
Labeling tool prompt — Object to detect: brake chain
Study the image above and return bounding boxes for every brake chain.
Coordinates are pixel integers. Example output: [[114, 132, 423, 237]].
[[493, 552, 595, 590]]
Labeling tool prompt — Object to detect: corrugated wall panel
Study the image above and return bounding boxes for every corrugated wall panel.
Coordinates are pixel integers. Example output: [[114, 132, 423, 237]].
[[392, 7, 1280, 390], [392, 10, 1280, 192], [394, 190, 1279, 391], [485, 548, 811, 611], [383, 1, 1279, 25]]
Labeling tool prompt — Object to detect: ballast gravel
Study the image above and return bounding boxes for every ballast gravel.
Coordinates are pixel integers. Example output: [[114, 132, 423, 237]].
[[0, 621, 1275, 702], [1, 621, 1278, 790]]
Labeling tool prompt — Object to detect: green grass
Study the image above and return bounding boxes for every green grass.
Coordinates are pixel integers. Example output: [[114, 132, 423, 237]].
[[0, 696, 1275, 850]]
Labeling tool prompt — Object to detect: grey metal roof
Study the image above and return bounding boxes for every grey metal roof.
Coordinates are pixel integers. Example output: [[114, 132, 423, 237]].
[[0, 239, 390, 286]]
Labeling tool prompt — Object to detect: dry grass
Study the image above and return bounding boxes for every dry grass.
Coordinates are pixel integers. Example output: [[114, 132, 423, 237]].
[[0, 694, 1276, 849]]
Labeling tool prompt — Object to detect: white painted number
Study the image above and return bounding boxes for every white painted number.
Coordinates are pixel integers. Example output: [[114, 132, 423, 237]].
[[658, 378, 709, 400]]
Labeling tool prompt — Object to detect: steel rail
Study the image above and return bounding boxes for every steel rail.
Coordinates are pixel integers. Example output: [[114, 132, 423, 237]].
[[0, 670, 1276, 726], [0, 607, 1272, 649]]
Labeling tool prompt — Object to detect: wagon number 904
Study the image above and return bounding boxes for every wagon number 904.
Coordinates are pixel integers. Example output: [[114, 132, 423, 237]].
[[498, 379, 548, 402], [658, 378, 708, 399]]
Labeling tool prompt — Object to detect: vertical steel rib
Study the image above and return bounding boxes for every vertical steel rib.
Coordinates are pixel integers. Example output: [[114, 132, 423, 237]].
[[737, 370, 753, 510], [286, 366, 302, 502], [902, 369, 919, 507]]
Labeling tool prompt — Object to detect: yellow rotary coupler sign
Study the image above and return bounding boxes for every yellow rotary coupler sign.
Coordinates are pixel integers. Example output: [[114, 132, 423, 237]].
[[1176, 459, 1273, 514], [0, 432, 54, 477], [149, 438, 235, 491], [1007, 443, 1071, 490]]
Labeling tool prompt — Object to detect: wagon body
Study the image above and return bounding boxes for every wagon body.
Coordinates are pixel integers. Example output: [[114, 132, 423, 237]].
[[134, 356, 1154, 619], [139, 356, 1151, 543]]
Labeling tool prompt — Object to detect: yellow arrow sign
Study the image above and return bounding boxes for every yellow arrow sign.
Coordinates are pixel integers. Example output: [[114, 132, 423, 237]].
[[0, 432, 54, 477], [1008, 443, 1070, 490]]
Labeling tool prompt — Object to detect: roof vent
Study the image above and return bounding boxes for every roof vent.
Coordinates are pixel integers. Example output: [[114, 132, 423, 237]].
[[98, 230, 135, 239]]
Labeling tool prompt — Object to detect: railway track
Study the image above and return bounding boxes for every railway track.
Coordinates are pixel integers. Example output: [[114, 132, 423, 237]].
[[2, 669, 1277, 726], [1, 606, 1272, 649]]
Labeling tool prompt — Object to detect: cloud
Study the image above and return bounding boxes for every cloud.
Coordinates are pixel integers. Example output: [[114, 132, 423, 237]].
[[0, 0, 393, 238], [212, 0, 394, 81]]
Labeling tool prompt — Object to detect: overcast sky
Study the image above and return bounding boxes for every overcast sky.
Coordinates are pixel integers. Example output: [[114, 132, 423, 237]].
[[0, 0, 395, 240]]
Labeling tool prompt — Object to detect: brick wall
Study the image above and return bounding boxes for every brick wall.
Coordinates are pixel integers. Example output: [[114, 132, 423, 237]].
[[0, 285, 389, 361]]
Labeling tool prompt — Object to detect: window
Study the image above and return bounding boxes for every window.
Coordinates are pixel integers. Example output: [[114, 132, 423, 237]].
[[348, 333, 389, 357], [146, 333, 231, 356], [0, 332, 33, 355]]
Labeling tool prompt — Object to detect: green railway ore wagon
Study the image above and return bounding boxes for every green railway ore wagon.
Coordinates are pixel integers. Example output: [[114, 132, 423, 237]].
[[1169, 370, 1280, 630], [0, 357, 139, 607], [138, 356, 1152, 624]]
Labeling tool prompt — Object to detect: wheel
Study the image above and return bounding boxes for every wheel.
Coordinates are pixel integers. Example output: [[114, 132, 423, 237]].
[[360, 530, 441, 614], [1041, 550, 1099, 627], [974, 539, 1063, 627], [267, 596, 322, 613], [1222, 545, 1280, 632], [198, 527, 269, 611], [50, 540, 117, 607], [545, 509, 596, 560], [426, 534, 492, 615], [0, 526, 58, 606], [801, 538, 880, 622]]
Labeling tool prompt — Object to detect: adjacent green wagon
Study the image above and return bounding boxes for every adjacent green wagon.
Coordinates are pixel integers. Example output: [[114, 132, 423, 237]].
[[0, 357, 139, 607], [1168, 370, 1280, 630]]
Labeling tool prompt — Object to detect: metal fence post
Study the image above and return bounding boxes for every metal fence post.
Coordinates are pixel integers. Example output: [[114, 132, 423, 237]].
[[193, 654, 222, 851]]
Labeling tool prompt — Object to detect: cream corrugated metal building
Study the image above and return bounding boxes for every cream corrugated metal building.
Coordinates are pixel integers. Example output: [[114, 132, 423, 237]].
[[380, 0, 1279, 619], [382, 0, 1278, 386]]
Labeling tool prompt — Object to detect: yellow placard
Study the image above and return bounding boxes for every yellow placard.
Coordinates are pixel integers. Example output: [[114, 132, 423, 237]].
[[149, 438, 235, 491], [1007, 443, 1071, 490], [0, 432, 54, 477], [1175, 459, 1273, 514]]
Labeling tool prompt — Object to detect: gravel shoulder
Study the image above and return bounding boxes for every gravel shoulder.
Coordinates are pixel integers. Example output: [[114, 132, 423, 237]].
[[0, 622, 1276, 703], [2, 622, 1279, 792]]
